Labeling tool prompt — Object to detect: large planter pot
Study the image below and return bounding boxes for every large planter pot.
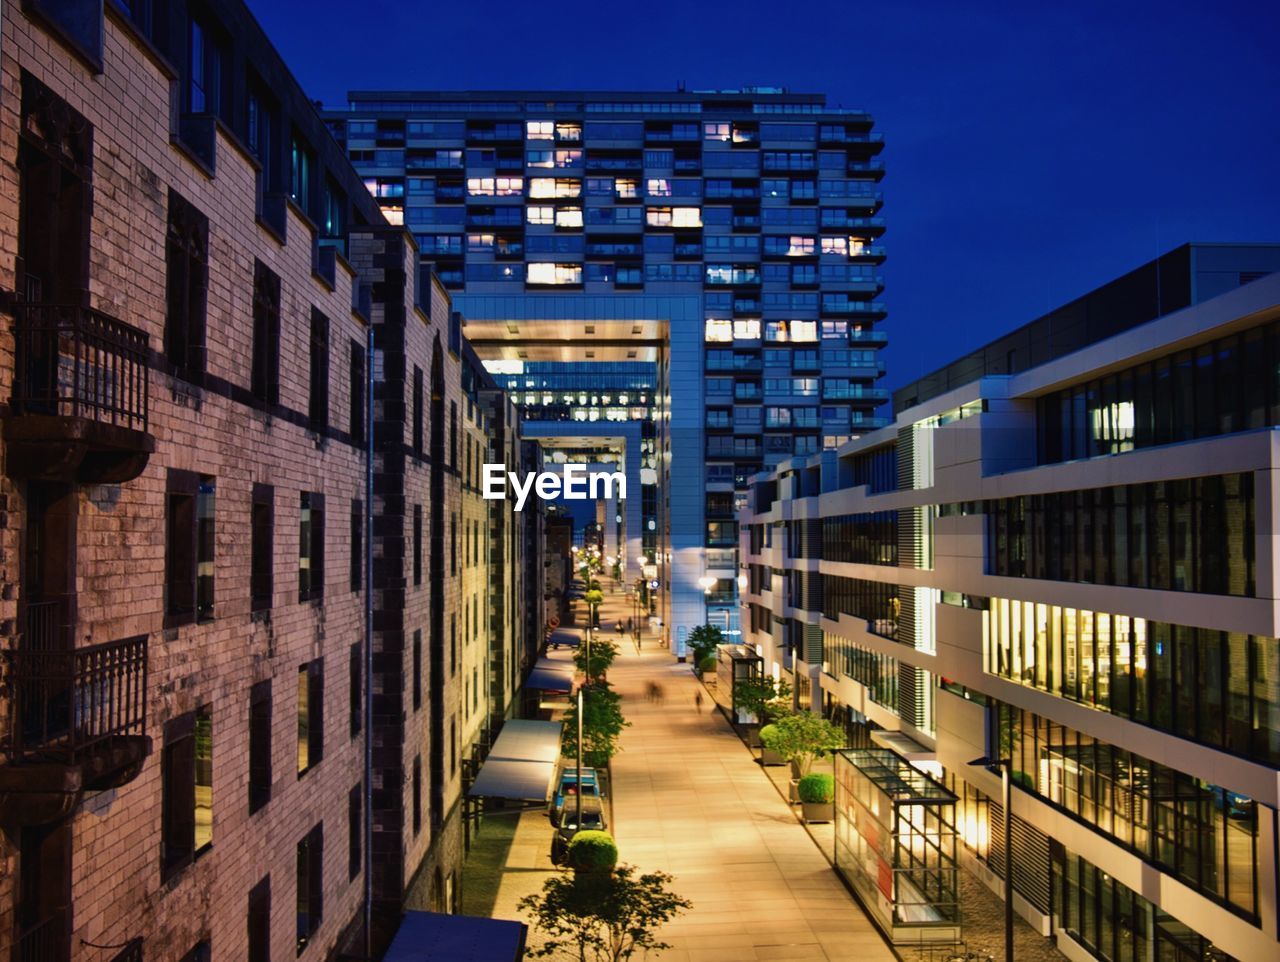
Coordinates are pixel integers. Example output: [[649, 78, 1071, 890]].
[[745, 727, 762, 748], [788, 779, 801, 804], [760, 746, 785, 766], [802, 801, 834, 823]]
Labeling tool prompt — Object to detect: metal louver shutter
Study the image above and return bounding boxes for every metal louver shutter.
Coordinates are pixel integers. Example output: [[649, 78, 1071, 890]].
[[988, 800, 1052, 913], [896, 426, 915, 491]]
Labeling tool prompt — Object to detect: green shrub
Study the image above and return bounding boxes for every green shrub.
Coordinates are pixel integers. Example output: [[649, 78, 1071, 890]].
[[688, 624, 724, 665], [567, 830, 618, 873], [797, 772, 834, 804], [759, 723, 779, 749], [698, 654, 717, 672]]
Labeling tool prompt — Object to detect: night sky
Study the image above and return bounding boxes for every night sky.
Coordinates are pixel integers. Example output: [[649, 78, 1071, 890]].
[[249, 0, 1280, 394]]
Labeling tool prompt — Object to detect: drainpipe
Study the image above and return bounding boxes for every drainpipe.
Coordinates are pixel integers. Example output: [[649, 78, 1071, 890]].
[[364, 323, 375, 960]]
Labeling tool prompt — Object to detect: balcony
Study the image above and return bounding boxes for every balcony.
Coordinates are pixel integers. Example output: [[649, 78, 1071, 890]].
[[0, 631, 150, 826], [5, 303, 154, 484], [15, 909, 70, 962]]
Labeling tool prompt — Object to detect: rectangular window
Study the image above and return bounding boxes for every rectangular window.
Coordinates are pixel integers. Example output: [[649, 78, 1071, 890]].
[[187, 15, 224, 117], [309, 308, 330, 431], [251, 260, 281, 404], [299, 492, 325, 602], [165, 471, 215, 627], [349, 643, 362, 738], [413, 755, 422, 835], [297, 660, 324, 776], [348, 784, 361, 881], [161, 706, 212, 881], [251, 483, 274, 614], [350, 340, 366, 445], [248, 681, 272, 813], [414, 504, 423, 586], [165, 190, 209, 381], [248, 876, 270, 962], [296, 824, 323, 952], [350, 499, 363, 593], [413, 365, 424, 456], [413, 629, 423, 711]]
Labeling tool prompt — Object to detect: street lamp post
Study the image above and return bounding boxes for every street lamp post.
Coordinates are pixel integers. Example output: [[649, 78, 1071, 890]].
[[576, 685, 584, 832], [970, 755, 1014, 962]]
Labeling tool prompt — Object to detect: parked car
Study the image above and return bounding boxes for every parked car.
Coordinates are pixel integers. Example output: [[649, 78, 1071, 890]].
[[550, 797, 607, 864], [550, 767, 603, 825]]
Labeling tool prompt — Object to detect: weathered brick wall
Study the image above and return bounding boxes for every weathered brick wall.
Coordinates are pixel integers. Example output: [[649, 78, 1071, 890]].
[[1, 9, 367, 961]]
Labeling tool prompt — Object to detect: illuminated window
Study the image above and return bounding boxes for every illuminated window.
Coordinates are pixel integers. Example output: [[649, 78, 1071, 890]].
[[704, 319, 733, 342], [788, 235, 815, 256], [527, 150, 554, 168], [555, 149, 582, 168], [529, 178, 581, 199], [556, 122, 582, 141], [555, 207, 583, 228], [527, 206, 554, 225], [765, 321, 789, 342], [704, 122, 730, 142], [647, 178, 672, 197], [791, 320, 818, 342], [466, 176, 523, 196], [527, 263, 582, 285], [733, 319, 761, 340], [673, 207, 701, 227], [822, 321, 849, 339], [526, 120, 553, 140], [615, 179, 638, 199], [467, 233, 495, 253], [821, 236, 848, 256], [849, 236, 869, 255]]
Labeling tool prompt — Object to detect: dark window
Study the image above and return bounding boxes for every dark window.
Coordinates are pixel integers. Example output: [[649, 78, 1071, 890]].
[[248, 680, 272, 813], [413, 366, 424, 456], [413, 629, 422, 711], [251, 483, 274, 613], [412, 755, 422, 836], [299, 492, 325, 602], [165, 190, 209, 381], [348, 784, 361, 882], [165, 470, 215, 627], [248, 875, 271, 962], [295, 824, 323, 952], [309, 308, 330, 431], [251, 260, 281, 404], [450, 717, 457, 776], [247, 81, 278, 193], [187, 14, 225, 118], [350, 340, 366, 445], [413, 504, 423, 586], [349, 643, 361, 738], [297, 659, 324, 775], [450, 402, 458, 467], [350, 499, 363, 593], [179, 942, 211, 962], [161, 706, 212, 881], [290, 133, 314, 217]]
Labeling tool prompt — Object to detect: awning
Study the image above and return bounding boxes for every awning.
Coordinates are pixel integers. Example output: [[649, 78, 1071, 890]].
[[383, 910, 526, 962], [870, 729, 936, 761], [547, 627, 581, 648], [467, 719, 562, 801], [526, 657, 574, 692]]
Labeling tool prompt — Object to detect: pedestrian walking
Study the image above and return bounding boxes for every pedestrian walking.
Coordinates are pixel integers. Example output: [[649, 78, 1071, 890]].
[[654, 684, 665, 706], [615, 619, 624, 638], [694, 690, 704, 713]]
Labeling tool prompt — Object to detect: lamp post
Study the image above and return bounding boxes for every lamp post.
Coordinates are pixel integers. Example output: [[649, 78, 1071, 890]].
[[576, 684, 584, 832], [969, 755, 1014, 962]]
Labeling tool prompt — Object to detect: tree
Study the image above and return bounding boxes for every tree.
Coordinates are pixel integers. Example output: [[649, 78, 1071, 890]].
[[584, 587, 604, 628], [562, 682, 630, 768], [520, 865, 692, 962], [687, 624, 724, 665], [760, 711, 845, 775], [574, 639, 618, 681], [733, 675, 791, 725]]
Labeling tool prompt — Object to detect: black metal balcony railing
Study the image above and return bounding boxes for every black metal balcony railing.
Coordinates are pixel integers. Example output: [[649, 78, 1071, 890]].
[[12, 303, 149, 433], [15, 910, 66, 962], [2, 635, 148, 764]]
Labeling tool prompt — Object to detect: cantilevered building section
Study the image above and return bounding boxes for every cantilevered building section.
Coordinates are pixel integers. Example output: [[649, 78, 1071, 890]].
[[739, 245, 1280, 961], [324, 88, 887, 643]]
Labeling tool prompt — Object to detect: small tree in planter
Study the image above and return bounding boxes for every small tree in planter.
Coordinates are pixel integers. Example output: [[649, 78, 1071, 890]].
[[798, 772, 835, 823], [687, 624, 723, 676], [733, 675, 792, 740], [562, 682, 630, 768], [520, 864, 692, 961], [567, 830, 618, 876], [575, 639, 618, 682], [758, 723, 786, 766], [584, 588, 604, 628], [766, 711, 846, 778]]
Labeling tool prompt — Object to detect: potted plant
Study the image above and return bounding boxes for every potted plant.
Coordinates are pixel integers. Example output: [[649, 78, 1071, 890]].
[[732, 675, 791, 744], [687, 624, 723, 676], [697, 654, 717, 680], [758, 724, 786, 766], [765, 711, 846, 779], [798, 772, 835, 823], [567, 830, 618, 877]]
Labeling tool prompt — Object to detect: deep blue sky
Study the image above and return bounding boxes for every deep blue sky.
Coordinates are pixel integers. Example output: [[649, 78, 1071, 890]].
[[250, 0, 1279, 393]]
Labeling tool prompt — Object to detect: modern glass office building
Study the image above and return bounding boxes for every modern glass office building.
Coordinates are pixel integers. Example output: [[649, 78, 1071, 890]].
[[323, 88, 886, 637], [739, 245, 1280, 961]]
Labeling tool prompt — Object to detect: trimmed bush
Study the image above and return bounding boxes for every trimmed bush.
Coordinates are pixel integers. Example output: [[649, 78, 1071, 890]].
[[797, 772, 834, 804], [567, 830, 618, 873], [698, 654, 717, 673], [759, 724, 779, 749]]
